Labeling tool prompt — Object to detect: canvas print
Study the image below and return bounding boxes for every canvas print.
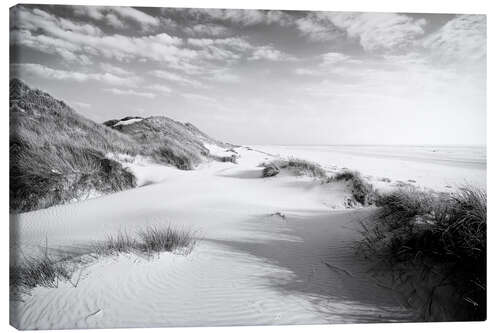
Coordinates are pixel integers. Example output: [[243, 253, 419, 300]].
[[9, 4, 486, 330]]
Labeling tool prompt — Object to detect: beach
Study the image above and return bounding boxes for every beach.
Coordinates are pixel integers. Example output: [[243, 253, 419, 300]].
[[10, 144, 484, 329]]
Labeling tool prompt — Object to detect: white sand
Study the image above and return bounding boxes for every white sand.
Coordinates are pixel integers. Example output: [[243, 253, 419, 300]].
[[112, 118, 143, 127], [11, 144, 484, 329]]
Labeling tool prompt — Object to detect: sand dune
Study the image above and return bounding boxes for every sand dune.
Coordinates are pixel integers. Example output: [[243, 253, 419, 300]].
[[13, 145, 477, 329]]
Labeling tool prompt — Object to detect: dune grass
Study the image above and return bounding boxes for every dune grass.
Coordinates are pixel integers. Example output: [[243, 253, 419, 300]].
[[358, 185, 486, 320], [10, 254, 73, 295], [11, 226, 196, 296], [329, 170, 378, 206], [93, 225, 197, 257], [261, 158, 327, 178], [260, 160, 377, 207]]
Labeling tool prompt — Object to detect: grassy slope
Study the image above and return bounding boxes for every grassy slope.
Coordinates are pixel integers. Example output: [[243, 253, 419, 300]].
[[105, 116, 221, 170], [10, 79, 224, 213]]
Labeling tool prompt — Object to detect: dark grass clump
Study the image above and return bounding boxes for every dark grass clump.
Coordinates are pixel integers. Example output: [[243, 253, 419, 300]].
[[331, 170, 377, 205], [359, 186, 486, 321], [262, 162, 280, 177], [10, 254, 73, 298], [10, 256, 71, 289], [261, 158, 327, 178], [137, 226, 196, 254]]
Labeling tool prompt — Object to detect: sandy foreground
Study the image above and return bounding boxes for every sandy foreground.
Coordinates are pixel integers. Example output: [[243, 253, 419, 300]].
[[10, 145, 485, 329]]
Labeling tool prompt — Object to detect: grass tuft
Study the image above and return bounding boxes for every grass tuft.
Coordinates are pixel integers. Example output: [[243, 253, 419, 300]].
[[137, 226, 196, 254], [261, 158, 327, 178], [10, 254, 73, 297], [330, 170, 377, 205], [358, 185, 486, 320]]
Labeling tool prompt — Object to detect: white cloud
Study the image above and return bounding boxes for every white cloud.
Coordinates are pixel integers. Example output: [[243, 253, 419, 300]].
[[147, 84, 172, 94], [294, 68, 317, 76], [296, 14, 340, 41], [104, 13, 126, 29], [11, 29, 92, 64], [321, 52, 350, 65], [12, 6, 190, 66], [324, 12, 427, 52], [150, 70, 203, 88], [99, 63, 133, 76], [12, 7, 103, 36], [73, 6, 160, 31], [183, 8, 292, 26], [104, 87, 155, 98], [297, 12, 427, 52], [185, 37, 259, 63], [11, 63, 138, 87], [184, 24, 231, 37], [209, 69, 240, 83], [422, 15, 486, 65], [249, 46, 296, 61]]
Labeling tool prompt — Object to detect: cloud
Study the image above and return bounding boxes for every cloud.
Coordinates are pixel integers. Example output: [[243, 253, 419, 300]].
[[249, 46, 296, 61], [104, 87, 155, 98], [73, 6, 160, 31], [104, 13, 126, 29], [325, 12, 427, 52], [186, 37, 257, 63], [209, 69, 240, 83], [11, 63, 138, 87], [296, 14, 341, 41], [182, 8, 292, 26], [150, 70, 204, 88], [147, 84, 172, 94], [11, 29, 92, 64], [422, 15, 486, 65], [188, 37, 252, 50], [320, 52, 350, 65], [181, 92, 217, 104], [12, 6, 190, 66], [184, 24, 231, 37], [11, 6, 103, 36], [99, 63, 133, 76], [297, 12, 427, 52], [294, 52, 353, 76], [294, 68, 317, 75]]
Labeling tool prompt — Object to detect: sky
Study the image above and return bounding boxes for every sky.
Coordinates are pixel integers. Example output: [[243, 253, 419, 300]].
[[10, 5, 486, 145]]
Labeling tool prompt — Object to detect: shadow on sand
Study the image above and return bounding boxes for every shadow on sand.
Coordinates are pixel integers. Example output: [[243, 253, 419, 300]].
[[204, 209, 416, 323]]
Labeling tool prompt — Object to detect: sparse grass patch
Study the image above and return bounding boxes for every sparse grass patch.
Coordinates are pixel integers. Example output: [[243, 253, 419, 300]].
[[330, 170, 377, 206], [11, 225, 197, 296], [93, 226, 197, 256], [359, 185, 486, 320], [10, 255, 72, 291]]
